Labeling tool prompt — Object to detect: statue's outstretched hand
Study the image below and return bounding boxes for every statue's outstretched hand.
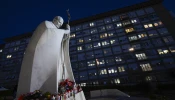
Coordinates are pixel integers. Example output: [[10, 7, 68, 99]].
[[66, 24, 70, 30]]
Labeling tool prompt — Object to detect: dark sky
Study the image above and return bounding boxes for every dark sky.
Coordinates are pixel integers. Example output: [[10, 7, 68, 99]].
[[0, 0, 174, 44]]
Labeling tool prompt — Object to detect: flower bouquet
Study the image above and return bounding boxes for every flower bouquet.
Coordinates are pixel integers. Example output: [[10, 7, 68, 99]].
[[58, 79, 75, 95], [18, 79, 82, 100]]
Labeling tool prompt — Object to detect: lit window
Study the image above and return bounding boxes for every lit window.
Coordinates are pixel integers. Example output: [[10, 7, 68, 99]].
[[0, 49, 2, 52], [96, 58, 105, 66], [148, 24, 153, 27], [144, 25, 148, 28], [77, 39, 83, 43], [159, 21, 163, 25], [100, 69, 107, 75], [115, 22, 122, 28], [110, 40, 115, 44], [135, 53, 147, 60], [101, 40, 110, 46], [125, 28, 134, 33], [81, 83, 86, 87], [138, 33, 147, 39], [157, 49, 169, 55], [70, 34, 76, 38], [77, 46, 83, 51], [100, 33, 108, 39], [154, 23, 158, 26], [169, 46, 175, 53], [89, 22, 95, 27], [128, 35, 138, 41], [108, 67, 117, 74], [87, 60, 96, 67], [7, 55, 12, 58], [144, 23, 153, 28], [117, 23, 122, 27], [131, 19, 138, 24], [108, 33, 113, 37], [118, 66, 125, 72], [140, 63, 152, 71], [108, 31, 115, 37], [114, 78, 120, 84], [154, 21, 163, 26], [93, 42, 101, 48], [115, 57, 122, 62], [129, 48, 134, 51], [131, 18, 140, 24]]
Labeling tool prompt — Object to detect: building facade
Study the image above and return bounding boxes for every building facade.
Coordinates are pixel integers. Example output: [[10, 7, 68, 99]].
[[0, 33, 31, 88], [0, 0, 175, 88]]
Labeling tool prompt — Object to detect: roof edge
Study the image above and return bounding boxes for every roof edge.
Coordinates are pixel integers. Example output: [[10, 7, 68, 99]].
[[70, 0, 163, 26]]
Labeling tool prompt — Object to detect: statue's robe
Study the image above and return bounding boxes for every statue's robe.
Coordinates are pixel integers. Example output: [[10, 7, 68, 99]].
[[17, 21, 86, 100]]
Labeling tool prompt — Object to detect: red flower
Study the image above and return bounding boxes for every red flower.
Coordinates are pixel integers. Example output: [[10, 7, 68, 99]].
[[68, 81, 73, 86]]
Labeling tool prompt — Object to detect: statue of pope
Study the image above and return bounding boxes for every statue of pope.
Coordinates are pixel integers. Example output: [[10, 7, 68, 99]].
[[17, 16, 86, 99]]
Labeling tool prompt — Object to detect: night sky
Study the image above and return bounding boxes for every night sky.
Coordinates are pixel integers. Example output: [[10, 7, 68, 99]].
[[0, 0, 175, 44]]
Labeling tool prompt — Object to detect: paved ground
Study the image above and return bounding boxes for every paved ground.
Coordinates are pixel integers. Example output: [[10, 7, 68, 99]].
[[88, 96, 150, 100]]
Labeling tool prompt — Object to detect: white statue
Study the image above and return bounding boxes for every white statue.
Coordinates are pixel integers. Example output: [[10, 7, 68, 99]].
[[16, 16, 86, 100]]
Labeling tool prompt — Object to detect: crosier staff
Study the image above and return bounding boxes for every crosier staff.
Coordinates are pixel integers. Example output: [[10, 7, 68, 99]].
[[66, 9, 71, 25], [61, 9, 71, 80]]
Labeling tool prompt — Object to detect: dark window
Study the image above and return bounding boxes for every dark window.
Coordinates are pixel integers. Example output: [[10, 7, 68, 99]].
[[94, 50, 103, 58], [105, 57, 115, 65], [86, 51, 94, 59]]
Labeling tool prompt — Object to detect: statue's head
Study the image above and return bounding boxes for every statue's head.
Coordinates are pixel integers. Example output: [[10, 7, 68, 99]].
[[52, 16, 64, 28]]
